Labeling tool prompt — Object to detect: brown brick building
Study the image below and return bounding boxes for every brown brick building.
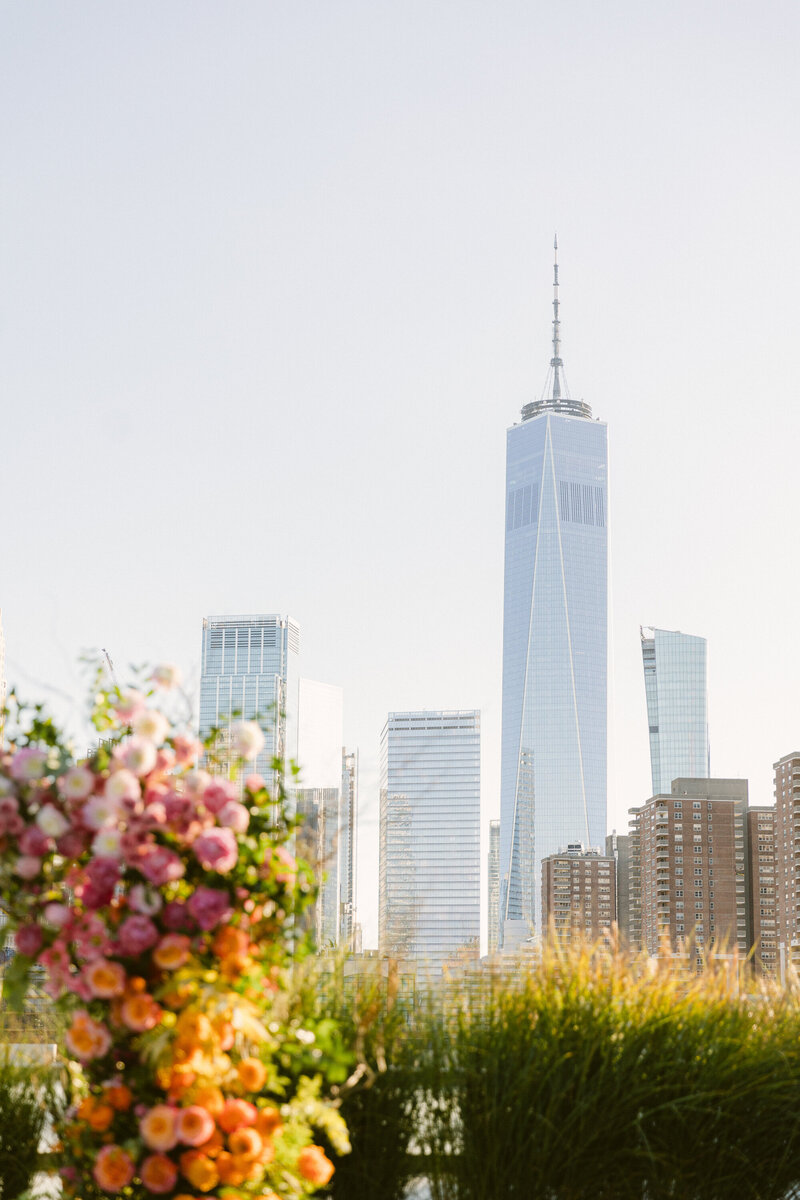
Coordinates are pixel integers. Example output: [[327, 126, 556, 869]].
[[541, 844, 616, 942], [746, 806, 777, 976], [773, 752, 800, 970], [628, 779, 748, 962]]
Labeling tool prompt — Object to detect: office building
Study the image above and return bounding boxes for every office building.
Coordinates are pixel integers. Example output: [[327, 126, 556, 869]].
[[199, 614, 299, 791], [379, 711, 480, 975], [746, 807, 777, 977], [605, 831, 632, 944], [500, 240, 608, 942], [295, 680, 344, 950], [641, 627, 709, 795], [541, 844, 616, 943], [488, 820, 500, 956], [627, 779, 748, 960], [773, 753, 800, 969], [339, 750, 358, 950]]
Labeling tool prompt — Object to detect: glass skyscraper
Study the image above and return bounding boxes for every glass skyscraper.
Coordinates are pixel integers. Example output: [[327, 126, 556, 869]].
[[641, 626, 709, 795], [339, 749, 358, 949], [379, 711, 480, 975], [500, 241, 608, 943], [199, 614, 300, 791]]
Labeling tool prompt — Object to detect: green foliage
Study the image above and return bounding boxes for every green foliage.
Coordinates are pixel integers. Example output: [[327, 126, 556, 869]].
[[0, 1059, 63, 1200], [317, 941, 800, 1199]]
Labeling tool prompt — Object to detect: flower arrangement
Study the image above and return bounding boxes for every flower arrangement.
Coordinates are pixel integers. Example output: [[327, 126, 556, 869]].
[[0, 666, 349, 1198]]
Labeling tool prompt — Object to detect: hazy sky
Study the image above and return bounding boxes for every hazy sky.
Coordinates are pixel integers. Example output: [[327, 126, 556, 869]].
[[4, 2, 800, 950]]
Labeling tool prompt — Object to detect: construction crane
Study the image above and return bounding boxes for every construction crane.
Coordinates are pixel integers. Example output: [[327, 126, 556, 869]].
[[101, 648, 119, 688]]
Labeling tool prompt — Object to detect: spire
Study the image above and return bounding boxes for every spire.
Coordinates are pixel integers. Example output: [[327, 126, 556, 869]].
[[520, 236, 592, 421], [551, 233, 562, 400]]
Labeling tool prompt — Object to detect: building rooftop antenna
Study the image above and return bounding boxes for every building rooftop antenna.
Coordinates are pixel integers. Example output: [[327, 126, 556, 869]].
[[551, 233, 563, 401]]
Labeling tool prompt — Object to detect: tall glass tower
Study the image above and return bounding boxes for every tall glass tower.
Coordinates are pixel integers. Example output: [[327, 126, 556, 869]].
[[199, 614, 300, 791], [499, 240, 608, 943], [379, 711, 480, 975], [641, 627, 709, 795]]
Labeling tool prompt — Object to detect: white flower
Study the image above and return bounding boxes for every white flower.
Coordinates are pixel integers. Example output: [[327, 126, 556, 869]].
[[296, 1028, 316, 1045], [58, 766, 95, 800], [230, 721, 266, 762], [129, 883, 162, 915], [150, 663, 182, 690], [92, 828, 122, 858], [35, 804, 70, 839], [115, 736, 157, 777], [83, 794, 122, 831], [132, 708, 169, 746], [104, 769, 140, 804]]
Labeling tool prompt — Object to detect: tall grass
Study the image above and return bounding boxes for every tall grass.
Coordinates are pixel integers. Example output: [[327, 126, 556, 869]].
[[0, 1057, 62, 1199], [318, 938, 800, 1199]]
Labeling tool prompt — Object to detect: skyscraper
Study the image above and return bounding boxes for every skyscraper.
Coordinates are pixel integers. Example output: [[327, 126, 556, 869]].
[[641, 627, 709, 795], [199, 614, 300, 790], [339, 749, 358, 949], [488, 819, 500, 956], [500, 240, 608, 943], [379, 711, 480, 975], [295, 679, 344, 949]]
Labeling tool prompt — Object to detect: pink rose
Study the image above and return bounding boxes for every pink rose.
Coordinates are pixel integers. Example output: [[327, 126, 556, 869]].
[[172, 734, 201, 766], [117, 915, 159, 957], [113, 736, 157, 777], [56, 828, 88, 858], [202, 779, 237, 814], [187, 886, 232, 931], [274, 845, 297, 885], [216, 801, 249, 833], [14, 856, 41, 880], [19, 825, 51, 857], [15, 924, 43, 957], [113, 688, 146, 723], [81, 857, 120, 908], [43, 902, 71, 929], [138, 844, 185, 887], [9, 747, 48, 781], [245, 773, 266, 793], [162, 901, 193, 931], [193, 827, 238, 874]]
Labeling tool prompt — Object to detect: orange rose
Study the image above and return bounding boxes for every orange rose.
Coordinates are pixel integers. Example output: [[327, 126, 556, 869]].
[[192, 1085, 225, 1118], [197, 1128, 224, 1158], [212, 926, 249, 959], [254, 1107, 283, 1139], [153, 933, 192, 971], [176, 1010, 212, 1043], [297, 1145, 335, 1187], [120, 992, 162, 1032], [228, 1127, 263, 1160], [216, 1152, 249, 1186], [237, 1056, 267, 1092], [87, 1103, 115, 1132], [83, 958, 127, 999], [104, 1083, 133, 1111], [218, 1098, 257, 1133], [180, 1149, 219, 1192]]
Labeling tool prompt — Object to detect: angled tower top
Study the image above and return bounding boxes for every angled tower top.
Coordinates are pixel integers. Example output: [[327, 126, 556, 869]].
[[521, 236, 592, 421]]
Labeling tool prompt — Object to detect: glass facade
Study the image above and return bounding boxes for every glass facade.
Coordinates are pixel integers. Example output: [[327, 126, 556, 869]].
[[500, 410, 608, 939], [641, 627, 709, 795], [295, 679, 344, 949], [379, 711, 480, 976], [488, 819, 500, 955], [339, 750, 358, 949], [199, 614, 300, 792]]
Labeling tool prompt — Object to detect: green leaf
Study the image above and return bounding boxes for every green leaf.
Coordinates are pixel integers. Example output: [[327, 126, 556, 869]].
[[2, 954, 33, 1014]]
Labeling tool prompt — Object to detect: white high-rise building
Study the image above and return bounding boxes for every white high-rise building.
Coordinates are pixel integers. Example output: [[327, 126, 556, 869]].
[[199, 615, 300, 792], [641, 627, 709, 796], [340, 749, 358, 949], [295, 679, 344, 950], [379, 711, 480, 976]]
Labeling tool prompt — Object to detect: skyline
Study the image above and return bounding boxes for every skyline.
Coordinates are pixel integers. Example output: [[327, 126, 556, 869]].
[[4, 3, 800, 951]]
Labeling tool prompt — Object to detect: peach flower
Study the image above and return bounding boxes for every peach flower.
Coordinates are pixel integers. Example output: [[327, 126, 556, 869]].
[[176, 1105, 216, 1147], [192, 1085, 225, 1118], [254, 1107, 283, 1139], [153, 933, 192, 971], [140, 1152, 179, 1194], [140, 1104, 178, 1151], [228, 1127, 263, 1161], [65, 1011, 112, 1062], [121, 991, 162, 1032], [92, 1144, 135, 1192], [84, 958, 127, 999]]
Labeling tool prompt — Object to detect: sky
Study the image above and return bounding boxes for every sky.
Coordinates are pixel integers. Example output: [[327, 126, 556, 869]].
[[3, 1, 800, 951]]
